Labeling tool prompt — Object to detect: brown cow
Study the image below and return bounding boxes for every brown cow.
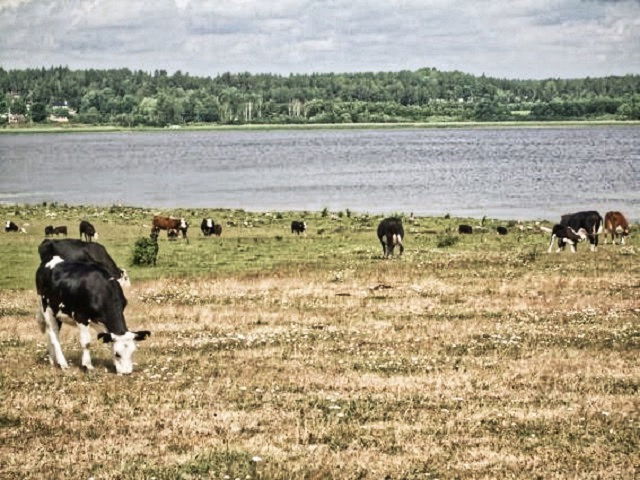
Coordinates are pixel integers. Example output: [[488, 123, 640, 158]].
[[604, 211, 630, 245], [152, 215, 189, 242]]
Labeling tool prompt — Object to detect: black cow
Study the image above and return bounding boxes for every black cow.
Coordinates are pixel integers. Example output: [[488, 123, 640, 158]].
[[458, 224, 473, 234], [38, 238, 130, 287], [560, 211, 603, 252], [53, 226, 67, 236], [496, 226, 508, 235], [79, 220, 97, 242], [291, 220, 307, 235], [547, 224, 588, 253], [5, 221, 19, 232], [35, 257, 150, 374], [45, 225, 55, 236], [377, 217, 405, 258]]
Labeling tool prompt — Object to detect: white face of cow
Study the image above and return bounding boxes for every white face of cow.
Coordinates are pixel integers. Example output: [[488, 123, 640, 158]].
[[5, 221, 9, 229], [99, 330, 150, 374], [576, 228, 588, 241], [180, 218, 187, 229], [112, 332, 137, 374], [118, 269, 131, 288]]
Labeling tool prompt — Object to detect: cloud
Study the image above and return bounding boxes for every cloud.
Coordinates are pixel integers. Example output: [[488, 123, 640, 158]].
[[0, 0, 638, 78]]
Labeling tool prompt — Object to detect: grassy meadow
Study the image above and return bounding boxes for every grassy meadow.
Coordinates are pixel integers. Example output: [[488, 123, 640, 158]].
[[0, 204, 638, 479]]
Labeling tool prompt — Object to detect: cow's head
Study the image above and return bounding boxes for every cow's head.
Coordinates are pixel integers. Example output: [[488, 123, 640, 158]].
[[180, 218, 188, 230], [98, 330, 151, 374], [118, 269, 131, 288]]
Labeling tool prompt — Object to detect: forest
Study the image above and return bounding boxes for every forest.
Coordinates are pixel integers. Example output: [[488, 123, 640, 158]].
[[1, 66, 639, 126]]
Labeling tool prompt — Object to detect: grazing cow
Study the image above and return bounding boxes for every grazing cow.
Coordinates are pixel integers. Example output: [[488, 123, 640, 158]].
[[53, 226, 67, 236], [79, 220, 97, 242], [291, 220, 307, 235], [458, 224, 473, 234], [560, 211, 603, 251], [38, 238, 130, 287], [5, 221, 19, 232], [377, 217, 404, 258], [201, 218, 216, 236], [45, 225, 55, 236], [547, 224, 588, 253], [604, 211, 630, 245], [152, 215, 188, 242], [496, 226, 508, 235], [35, 257, 150, 374]]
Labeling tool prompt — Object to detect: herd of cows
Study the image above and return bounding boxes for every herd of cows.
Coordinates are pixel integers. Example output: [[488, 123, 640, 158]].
[[1, 209, 632, 375]]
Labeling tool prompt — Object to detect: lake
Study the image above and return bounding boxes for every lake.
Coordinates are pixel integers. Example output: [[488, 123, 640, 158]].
[[1, 126, 638, 221]]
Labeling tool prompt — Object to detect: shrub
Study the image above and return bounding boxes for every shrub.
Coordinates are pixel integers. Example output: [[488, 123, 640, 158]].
[[131, 236, 158, 266], [436, 234, 459, 248]]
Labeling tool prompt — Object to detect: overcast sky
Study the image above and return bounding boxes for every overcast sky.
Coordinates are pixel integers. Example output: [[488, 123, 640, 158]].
[[1, 0, 639, 79]]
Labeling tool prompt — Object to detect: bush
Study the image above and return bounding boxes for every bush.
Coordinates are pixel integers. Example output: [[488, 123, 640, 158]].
[[131, 236, 158, 266], [436, 234, 459, 248]]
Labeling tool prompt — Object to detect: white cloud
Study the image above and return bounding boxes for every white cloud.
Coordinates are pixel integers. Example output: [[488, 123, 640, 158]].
[[0, 0, 638, 78]]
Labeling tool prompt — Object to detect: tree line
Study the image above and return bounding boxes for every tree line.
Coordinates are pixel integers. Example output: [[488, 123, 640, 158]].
[[1, 66, 639, 126]]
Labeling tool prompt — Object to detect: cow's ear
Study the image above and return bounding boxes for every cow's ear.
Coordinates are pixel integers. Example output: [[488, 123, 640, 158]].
[[98, 332, 113, 343], [134, 330, 151, 341]]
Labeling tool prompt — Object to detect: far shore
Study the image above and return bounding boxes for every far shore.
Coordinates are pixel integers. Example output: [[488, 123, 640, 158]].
[[2, 119, 640, 134]]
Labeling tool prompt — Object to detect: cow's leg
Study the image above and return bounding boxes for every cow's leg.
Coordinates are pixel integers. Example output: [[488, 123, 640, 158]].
[[78, 323, 94, 370], [43, 307, 68, 368], [395, 234, 404, 256], [547, 234, 556, 253], [380, 238, 387, 258]]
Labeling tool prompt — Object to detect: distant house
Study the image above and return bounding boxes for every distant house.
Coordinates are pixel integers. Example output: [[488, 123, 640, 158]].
[[6, 113, 27, 124], [51, 101, 77, 119], [48, 114, 69, 123]]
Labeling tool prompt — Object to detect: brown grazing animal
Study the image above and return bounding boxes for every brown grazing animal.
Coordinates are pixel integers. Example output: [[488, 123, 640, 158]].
[[152, 215, 189, 242], [604, 211, 630, 245]]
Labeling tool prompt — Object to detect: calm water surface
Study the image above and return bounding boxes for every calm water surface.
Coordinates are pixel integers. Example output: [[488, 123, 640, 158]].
[[1, 127, 638, 221]]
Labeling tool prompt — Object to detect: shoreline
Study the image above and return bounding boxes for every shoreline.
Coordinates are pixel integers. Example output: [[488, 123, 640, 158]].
[[2, 119, 640, 134]]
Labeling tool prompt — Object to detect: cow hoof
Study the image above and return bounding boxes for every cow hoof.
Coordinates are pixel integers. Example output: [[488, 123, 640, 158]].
[[82, 364, 94, 372]]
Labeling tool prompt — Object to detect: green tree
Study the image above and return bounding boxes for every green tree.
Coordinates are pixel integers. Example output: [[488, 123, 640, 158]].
[[30, 102, 48, 122]]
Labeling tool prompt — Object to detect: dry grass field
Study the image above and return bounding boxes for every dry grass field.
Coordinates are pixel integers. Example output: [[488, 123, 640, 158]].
[[0, 205, 638, 479]]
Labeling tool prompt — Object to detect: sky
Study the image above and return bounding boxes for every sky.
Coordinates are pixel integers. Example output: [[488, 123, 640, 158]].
[[0, 0, 639, 79]]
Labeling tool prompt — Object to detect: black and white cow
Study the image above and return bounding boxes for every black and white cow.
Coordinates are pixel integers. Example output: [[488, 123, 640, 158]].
[[377, 217, 405, 258], [458, 224, 473, 234], [560, 211, 603, 252], [5, 221, 19, 232], [291, 220, 307, 235], [201, 218, 215, 236], [79, 220, 98, 242], [35, 256, 150, 374], [547, 224, 588, 253], [496, 226, 508, 235], [38, 238, 130, 287]]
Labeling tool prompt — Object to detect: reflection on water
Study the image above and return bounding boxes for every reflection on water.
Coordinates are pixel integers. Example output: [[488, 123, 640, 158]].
[[0, 127, 638, 220]]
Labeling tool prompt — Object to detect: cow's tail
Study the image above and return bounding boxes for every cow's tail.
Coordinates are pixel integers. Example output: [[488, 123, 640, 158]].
[[596, 216, 604, 235]]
